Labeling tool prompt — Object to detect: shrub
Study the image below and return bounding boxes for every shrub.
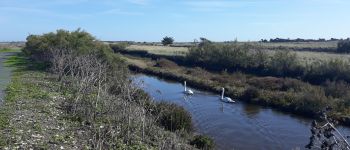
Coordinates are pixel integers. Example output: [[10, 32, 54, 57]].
[[268, 50, 304, 77], [161, 36, 174, 46], [323, 80, 350, 98], [337, 40, 350, 53], [110, 42, 129, 53], [190, 135, 215, 150], [155, 102, 193, 132], [23, 29, 112, 63]]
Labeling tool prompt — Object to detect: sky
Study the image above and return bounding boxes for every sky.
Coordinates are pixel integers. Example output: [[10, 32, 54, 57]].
[[0, 0, 349, 42]]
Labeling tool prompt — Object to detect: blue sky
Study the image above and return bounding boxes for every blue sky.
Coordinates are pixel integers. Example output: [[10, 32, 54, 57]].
[[0, 0, 349, 42]]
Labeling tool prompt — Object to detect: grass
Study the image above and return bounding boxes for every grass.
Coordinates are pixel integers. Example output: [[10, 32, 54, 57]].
[[0, 48, 21, 53], [265, 50, 350, 65], [250, 41, 337, 49], [126, 45, 189, 56]]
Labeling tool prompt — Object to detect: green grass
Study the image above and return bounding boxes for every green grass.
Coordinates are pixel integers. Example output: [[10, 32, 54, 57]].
[[0, 48, 21, 53]]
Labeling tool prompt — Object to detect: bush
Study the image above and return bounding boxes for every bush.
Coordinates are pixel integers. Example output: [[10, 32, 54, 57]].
[[323, 80, 350, 98], [190, 135, 214, 150], [187, 43, 251, 71], [161, 36, 174, 46], [23, 29, 112, 63], [110, 42, 129, 53], [155, 102, 193, 132], [268, 50, 304, 77], [337, 40, 350, 53]]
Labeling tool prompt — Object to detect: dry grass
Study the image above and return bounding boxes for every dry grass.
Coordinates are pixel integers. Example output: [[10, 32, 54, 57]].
[[250, 41, 337, 49], [265, 50, 350, 65], [126, 45, 189, 56]]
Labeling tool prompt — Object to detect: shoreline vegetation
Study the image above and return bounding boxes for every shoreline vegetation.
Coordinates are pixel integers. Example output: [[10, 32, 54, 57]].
[[115, 41, 350, 126], [0, 30, 214, 149]]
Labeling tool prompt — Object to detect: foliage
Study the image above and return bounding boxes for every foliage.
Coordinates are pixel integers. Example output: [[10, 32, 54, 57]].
[[337, 40, 350, 53], [23, 29, 112, 63], [155, 102, 193, 132], [161, 36, 174, 46], [268, 50, 303, 77], [110, 42, 129, 53], [190, 135, 215, 150]]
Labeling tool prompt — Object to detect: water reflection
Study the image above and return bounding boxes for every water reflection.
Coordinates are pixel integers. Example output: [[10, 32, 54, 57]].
[[243, 104, 261, 119]]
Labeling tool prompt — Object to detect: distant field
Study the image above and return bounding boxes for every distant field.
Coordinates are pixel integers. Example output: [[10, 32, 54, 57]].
[[250, 41, 337, 49], [126, 45, 188, 56], [125, 43, 350, 65], [265, 50, 350, 64]]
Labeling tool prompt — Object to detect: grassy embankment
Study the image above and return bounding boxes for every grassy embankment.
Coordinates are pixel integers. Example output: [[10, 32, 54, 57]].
[[120, 45, 350, 125]]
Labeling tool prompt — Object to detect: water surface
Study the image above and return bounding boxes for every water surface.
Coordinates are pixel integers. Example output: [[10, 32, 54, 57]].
[[133, 74, 350, 150]]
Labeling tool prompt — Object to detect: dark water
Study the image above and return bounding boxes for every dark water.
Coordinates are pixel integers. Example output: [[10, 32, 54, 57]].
[[132, 74, 350, 150], [0, 52, 14, 103]]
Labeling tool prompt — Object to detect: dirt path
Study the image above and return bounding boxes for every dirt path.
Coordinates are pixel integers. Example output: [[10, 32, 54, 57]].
[[0, 52, 16, 103]]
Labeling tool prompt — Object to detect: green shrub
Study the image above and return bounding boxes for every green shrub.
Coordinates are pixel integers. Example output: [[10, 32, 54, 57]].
[[337, 40, 350, 53], [23, 29, 112, 63], [155, 102, 193, 132], [110, 43, 129, 53], [190, 135, 214, 150], [323, 80, 350, 98], [268, 50, 304, 77]]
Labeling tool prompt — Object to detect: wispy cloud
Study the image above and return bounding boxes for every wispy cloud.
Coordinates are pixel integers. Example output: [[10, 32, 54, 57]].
[[184, 0, 246, 12], [98, 8, 144, 15], [127, 0, 149, 5], [184, 0, 274, 12]]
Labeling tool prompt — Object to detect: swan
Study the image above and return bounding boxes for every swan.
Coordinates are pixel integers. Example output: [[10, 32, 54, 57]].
[[220, 88, 235, 103], [183, 81, 194, 95]]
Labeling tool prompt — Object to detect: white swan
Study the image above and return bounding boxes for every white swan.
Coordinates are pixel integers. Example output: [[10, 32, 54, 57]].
[[220, 88, 235, 103], [183, 81, 194, 95]]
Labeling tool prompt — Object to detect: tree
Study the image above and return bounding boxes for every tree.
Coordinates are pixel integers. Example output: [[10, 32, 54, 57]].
[[161, 36, 174, 46]]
